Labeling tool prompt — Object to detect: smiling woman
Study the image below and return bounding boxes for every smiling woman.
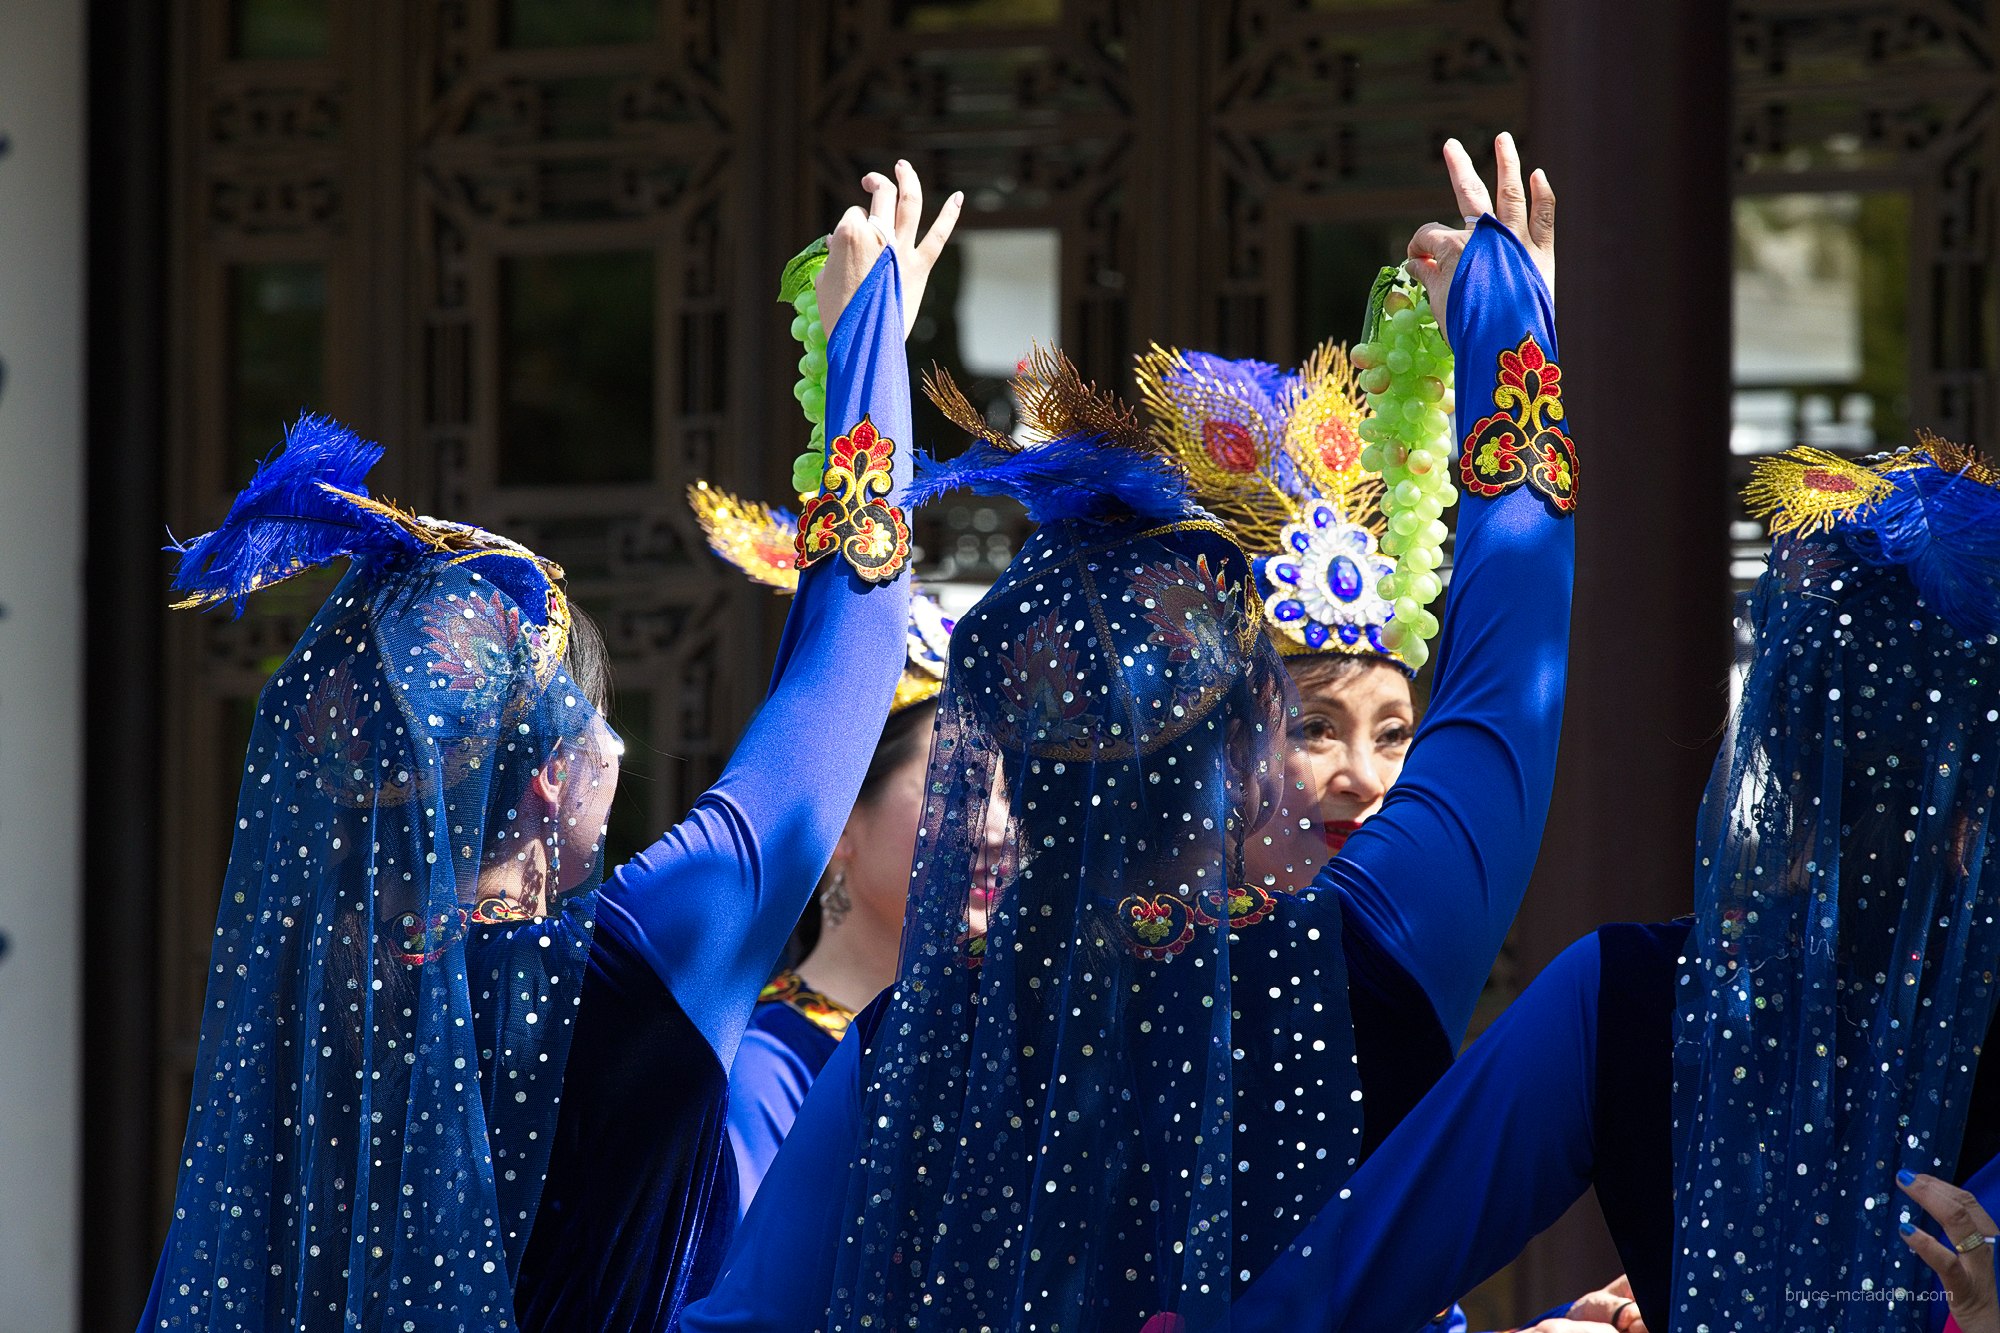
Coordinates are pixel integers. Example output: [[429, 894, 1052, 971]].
[[1286, 652, 1416, 853]]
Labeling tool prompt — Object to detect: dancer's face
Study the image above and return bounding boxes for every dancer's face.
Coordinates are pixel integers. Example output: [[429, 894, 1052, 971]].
[[1285, 657, 1414, 855], [549, 713, 622, 892], [834, 707, 942, 936]]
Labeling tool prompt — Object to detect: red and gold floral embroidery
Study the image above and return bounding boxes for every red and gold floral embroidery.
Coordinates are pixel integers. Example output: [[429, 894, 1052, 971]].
[[1120, 894, 1196, 960], [1189, 884, 1278, 930], [996, 606, 1094, 751], [758, 970, 856, 1040], [469, 896, 540, 926], [421, 589, 523, 696], [1459, 334, 1577, 515], [393, 908, 468, 966], [796, 415, 911, 583], [1126, 883, 1279, 960]]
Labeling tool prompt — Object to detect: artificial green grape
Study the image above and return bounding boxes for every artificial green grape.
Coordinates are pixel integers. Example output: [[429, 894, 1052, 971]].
[[1358, 273, 1456, 670]]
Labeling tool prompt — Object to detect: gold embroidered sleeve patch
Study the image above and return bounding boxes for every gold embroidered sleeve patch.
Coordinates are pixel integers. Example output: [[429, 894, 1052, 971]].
[[1458, 334, 1578, 515], [795, 415, 912, 582]]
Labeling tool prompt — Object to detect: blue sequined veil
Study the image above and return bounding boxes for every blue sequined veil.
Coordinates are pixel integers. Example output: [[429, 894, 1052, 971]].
[[825, 469, 1362, 1330], [146, 420, 608, 1332], [1671, 441, 2000, 1331]]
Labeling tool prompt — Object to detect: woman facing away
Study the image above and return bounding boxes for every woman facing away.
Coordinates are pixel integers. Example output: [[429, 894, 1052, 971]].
[[138, 164, 957, 1333], [1232, 438, 2000, 1333], [682, 130, 1589, 1333]]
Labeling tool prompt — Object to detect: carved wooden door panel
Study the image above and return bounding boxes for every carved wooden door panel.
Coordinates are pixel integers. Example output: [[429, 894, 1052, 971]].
[[156, 0, 780, 1214]]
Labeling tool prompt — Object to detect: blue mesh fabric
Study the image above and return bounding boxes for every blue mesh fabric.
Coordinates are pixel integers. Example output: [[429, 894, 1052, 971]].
[[1671, 524, 2000, 1330], [826, 516, 1360, 1333], [150, 558, 606, 1332]]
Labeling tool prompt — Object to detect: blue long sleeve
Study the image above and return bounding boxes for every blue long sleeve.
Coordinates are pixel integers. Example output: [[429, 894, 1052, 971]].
[[724, 1026, 815, 1213], [600, 251, 913, 1067], [1233, 933, 1603, 1333], [1318, 218, 1575, 1046], [683, 1021, 870, 1333]]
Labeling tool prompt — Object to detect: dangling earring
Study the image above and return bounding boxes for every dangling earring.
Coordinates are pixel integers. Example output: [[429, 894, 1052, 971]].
[[822, 865, 853, 928]]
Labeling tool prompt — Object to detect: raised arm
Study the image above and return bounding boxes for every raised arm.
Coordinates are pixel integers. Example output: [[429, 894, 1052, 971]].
[[1233, 933, 1603, 1333], [1319, 134, 1574, 1045], [602, 166, 961, 1065]]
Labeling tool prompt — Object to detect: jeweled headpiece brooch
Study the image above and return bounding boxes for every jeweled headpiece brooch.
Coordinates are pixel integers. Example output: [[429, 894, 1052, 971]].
[[170, 415, 573, 686], [1137, 342, 1407, 670], [917, 342, 1408, 669], [689, 481, 950, 714]]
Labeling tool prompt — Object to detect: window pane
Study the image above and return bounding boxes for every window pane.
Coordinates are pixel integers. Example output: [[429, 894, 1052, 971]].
[[228, 261, 327, 478], [500, 251, 655, 486], [1297, 218, 1431, 356], [231, 0, 329, 59], [504, 0, 658, 48], [1730, 190, 1910, 584], [955, 229, 1061, 378], [905, 230, 1058, 588]]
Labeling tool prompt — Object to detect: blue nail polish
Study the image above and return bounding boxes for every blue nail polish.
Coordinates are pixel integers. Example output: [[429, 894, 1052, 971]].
[[1899, 1221, 1916, 1237], [1897, 1169, 1916, 1186]]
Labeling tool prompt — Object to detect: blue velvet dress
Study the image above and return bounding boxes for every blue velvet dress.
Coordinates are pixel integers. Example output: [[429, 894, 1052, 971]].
[[1232, 920, 2000, 1332], [682, 217, 1579, 1332]]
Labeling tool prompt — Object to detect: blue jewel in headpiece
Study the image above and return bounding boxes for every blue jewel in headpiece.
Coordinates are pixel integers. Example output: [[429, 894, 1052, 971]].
[[1137, 341, 1407, 671]]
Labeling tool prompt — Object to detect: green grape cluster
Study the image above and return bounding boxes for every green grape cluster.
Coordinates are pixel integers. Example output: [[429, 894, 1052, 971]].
[[777, 237, 832, 496], [1352, 277, 1456, 672], [787, 290, 829, 495]]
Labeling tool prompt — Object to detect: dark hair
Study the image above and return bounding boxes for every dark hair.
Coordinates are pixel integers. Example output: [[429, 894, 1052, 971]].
[[564, 602, 611, 715], [782, 698, 940, 965], [858, 697, 940, 805], [1283, 652, 1369, 694]]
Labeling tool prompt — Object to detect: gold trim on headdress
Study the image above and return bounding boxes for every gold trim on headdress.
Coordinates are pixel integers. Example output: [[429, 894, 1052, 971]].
[[689, 482, 801, 592], [1137, 342, 1397, 663], [1745, 447, 1897, 537], [922, 344, 1157, 458], [173, 482, 574, 687], [689, 481, 947, 714]]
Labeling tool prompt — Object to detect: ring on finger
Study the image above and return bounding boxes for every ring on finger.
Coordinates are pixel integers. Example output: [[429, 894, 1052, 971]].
[[868, 214, 898, 246], [1954, 1232, 1999, 1254], [1611, 1299, 1637, 1331], [1462, 214, 1482, 228]]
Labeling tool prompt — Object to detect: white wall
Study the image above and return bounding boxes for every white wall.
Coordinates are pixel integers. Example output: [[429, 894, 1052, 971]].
[[0, 1, 86, 1329]]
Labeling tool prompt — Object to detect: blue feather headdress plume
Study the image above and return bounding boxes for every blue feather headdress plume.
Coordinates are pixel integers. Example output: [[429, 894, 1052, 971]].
[[171, 411, 577, 682], [1747, 433, 2000, 639], [914, 346, 1193, 523], [168, 414, 419, 614]]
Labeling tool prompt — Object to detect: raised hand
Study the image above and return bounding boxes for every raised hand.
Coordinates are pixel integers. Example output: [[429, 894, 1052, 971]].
[[815, 159, 963, 338], [1898, 1171, 1998, 1333], [1404, 133, 1556, 342]]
